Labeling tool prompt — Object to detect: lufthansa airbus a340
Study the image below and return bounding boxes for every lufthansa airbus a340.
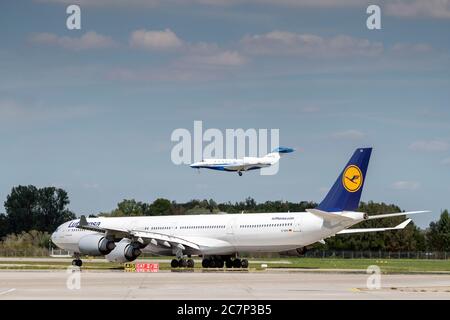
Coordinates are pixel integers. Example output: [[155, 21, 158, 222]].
[[51, 148, 429, 268]]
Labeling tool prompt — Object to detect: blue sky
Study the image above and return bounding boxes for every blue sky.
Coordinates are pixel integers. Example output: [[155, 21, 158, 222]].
[[1, 0, 449, 228]]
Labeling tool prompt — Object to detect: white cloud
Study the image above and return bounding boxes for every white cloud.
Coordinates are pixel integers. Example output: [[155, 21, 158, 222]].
[[130, 29, 183, 51], [182, 50, 246, 67], [386, 0, 450, 19], [391, 181, 421, 190], [409, 139, 450, 152], [240, 31, 383, 57], [30, 31, 117, 50], [331, 130, 366, 140], [129, 32, 246, 66]]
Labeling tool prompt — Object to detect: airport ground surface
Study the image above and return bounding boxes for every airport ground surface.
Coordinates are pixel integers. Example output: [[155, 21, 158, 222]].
[[1, 269, 450, 300], [1, 257, 450, 299], [2, 257, 450, 273]]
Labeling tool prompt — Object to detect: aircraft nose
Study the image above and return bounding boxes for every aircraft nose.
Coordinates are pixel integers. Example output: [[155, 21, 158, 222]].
[[50, 231, 58, 244]]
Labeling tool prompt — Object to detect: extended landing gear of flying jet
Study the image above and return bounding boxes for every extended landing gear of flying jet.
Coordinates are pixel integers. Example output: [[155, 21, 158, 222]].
[[238, 171, 243, 176], [171, 258, 195, 269]]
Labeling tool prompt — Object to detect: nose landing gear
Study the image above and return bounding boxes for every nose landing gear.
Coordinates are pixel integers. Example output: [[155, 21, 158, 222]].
[[71, 252, 82, 267]]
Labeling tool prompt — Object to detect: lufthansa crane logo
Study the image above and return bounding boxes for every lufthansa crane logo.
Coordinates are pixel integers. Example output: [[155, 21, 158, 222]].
[[342, 165, 363, 192]]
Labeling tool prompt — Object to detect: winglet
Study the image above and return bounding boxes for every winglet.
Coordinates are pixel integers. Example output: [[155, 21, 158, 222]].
[[395, 218, 412, 230]]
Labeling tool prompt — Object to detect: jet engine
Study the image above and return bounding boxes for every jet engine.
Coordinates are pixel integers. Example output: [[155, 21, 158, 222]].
[[105, 238, 142, 263], [78, 234, 116, 256]]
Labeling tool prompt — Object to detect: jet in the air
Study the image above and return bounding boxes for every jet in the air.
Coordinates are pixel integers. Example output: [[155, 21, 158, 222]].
[[189, 147, 295, 176]]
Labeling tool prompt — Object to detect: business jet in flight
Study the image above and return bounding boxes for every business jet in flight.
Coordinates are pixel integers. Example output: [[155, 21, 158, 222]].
[[189, 147, 295, 176], [51, 147, 429, 268]]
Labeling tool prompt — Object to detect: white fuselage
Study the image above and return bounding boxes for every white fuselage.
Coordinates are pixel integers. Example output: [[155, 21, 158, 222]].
[[51, 211, 361, 256], [190, 153, 279, 172]]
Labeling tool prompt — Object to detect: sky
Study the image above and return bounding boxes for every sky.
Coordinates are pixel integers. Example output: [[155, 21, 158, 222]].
[[0, 0, 449, 228]]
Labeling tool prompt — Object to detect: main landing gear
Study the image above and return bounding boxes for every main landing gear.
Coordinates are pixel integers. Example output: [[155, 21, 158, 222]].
[[171, 258, 195, 269], [72, 253, 82, 267], [202, 257, 249, 269], [238, 171, 243, 176]]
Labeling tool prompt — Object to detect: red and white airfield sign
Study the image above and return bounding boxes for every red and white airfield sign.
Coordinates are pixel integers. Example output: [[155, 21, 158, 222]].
[[125, 263, 159, 272]]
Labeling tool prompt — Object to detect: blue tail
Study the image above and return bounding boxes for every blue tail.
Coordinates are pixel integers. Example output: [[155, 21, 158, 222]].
[[317, 148, 372, 212]]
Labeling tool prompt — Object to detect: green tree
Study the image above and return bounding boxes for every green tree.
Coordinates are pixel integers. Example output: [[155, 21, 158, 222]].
[[4, 185, 75, 234], [150, 198, 172, 215], [110, 199, 150, 216], [3, 185, 39, 234], [426, 210, 450, 251], [35, 187, 74, 232], [0, 214, 8, 238], [0, 230, 51, 255]]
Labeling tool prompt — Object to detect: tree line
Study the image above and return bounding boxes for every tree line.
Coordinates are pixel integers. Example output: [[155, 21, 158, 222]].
[[1, 185, 449, 252]]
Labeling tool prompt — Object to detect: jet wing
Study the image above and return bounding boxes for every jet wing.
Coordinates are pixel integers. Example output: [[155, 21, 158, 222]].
[[131, 230, 201, 251], [131, 232, 234, 254], [77, 215, 202, 252], [337, 219, 412, 234]]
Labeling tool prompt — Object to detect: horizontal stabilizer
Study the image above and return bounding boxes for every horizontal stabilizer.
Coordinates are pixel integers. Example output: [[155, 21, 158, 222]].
[[367, 211, 430, 220], [272, 147, 295, 154], [306, 209, 353, 222], [337, 219, 412, 234]]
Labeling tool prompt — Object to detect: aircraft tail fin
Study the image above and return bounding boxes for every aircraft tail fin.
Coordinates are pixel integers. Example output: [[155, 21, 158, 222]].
[[317, 148, 372, 212], [263, 147, 295, 159]]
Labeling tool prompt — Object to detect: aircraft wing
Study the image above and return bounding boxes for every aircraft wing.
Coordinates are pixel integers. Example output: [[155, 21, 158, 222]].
[[223, 163, 269, 171], [131, 230, 201, 251], [337, 219, 412, 234], [77, 215, 202, 252]]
